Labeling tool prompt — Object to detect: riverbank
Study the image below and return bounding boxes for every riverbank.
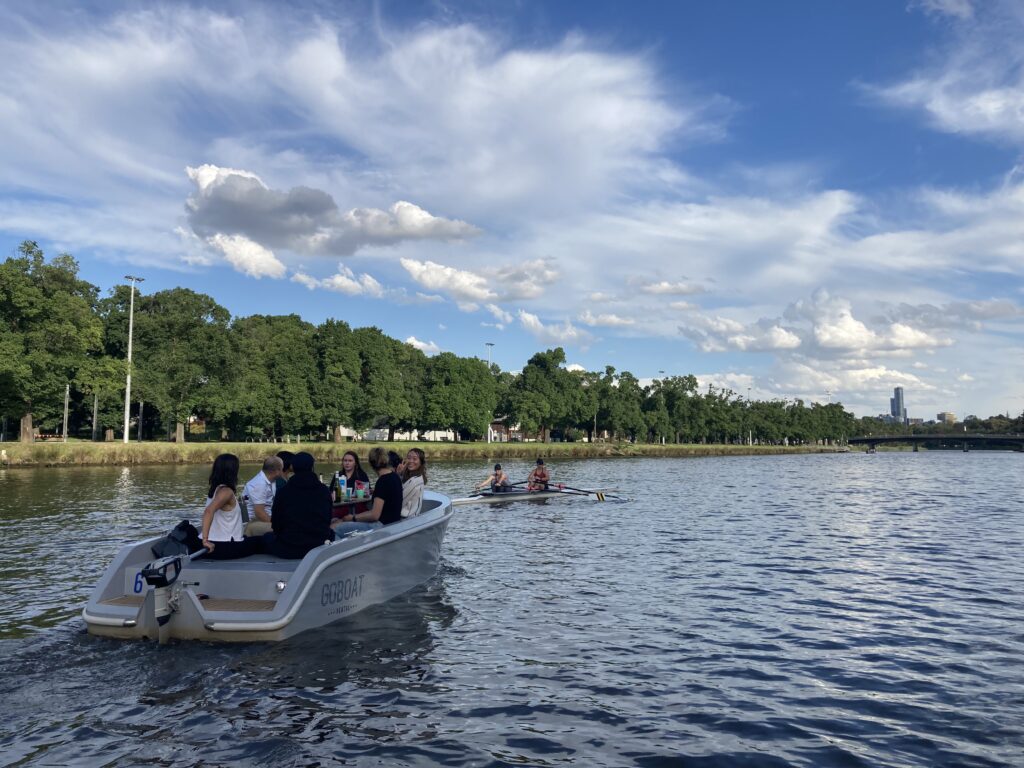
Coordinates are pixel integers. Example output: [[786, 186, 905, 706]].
[[0, 440, 848, 467]]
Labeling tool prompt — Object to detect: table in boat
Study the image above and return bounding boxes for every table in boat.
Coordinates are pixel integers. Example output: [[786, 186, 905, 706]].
[[332, 496, 370, 509]]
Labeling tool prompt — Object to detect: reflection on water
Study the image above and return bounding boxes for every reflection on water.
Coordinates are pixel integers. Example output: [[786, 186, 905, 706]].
[[1, 453, 1023, 766]]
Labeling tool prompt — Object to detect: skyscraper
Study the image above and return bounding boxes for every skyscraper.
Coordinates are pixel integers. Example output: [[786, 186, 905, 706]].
[[890, 386, 907, 425]]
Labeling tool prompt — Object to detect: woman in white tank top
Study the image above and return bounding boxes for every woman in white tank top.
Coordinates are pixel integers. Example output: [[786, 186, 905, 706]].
[[201, 454, 243, 549]]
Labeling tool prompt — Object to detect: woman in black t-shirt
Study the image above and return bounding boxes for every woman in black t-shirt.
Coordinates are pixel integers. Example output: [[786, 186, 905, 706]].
[[331, 447, 404, 537]]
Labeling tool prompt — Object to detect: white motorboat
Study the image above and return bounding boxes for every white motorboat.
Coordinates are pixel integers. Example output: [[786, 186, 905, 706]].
[[82, 490, 453, 643]]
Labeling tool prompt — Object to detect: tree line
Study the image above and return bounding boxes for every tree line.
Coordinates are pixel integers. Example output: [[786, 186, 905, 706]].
[[3, 241, 1017, 445]]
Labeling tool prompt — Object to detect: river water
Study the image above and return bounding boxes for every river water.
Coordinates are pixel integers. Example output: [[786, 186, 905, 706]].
[[0, 452, 1021, 767]]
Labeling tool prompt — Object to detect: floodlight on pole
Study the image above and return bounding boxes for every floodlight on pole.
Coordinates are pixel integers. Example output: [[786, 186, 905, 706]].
[[123, 276, 144, 443], [485, 342, 495, 443]]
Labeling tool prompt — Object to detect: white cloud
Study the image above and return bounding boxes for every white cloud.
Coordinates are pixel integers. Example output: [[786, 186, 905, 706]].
[[579, 309, 635, 327], [186, 165, 479, 257], [485, 303, 514, 324], [401, 258, 496, 303], [957, 372, 975, 382], [292, 264, 384, 296], [638, 280, 705, 296], [208, 233, 286, 278], [911, 0, 974, 19], [871, 3, 1024, 142], [275, 23, 724, 220], [406, 336, 441, 355], [669, 300, 698, 311], [565, 363, 586, 372], [517, 310, 593, 348]]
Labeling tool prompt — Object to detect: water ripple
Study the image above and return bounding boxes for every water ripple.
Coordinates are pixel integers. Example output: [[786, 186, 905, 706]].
[[0, 454, 1022, 766]]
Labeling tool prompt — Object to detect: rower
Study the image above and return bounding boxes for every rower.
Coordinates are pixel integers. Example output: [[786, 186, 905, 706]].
[[475, 463, 511, 493], [527, 458, 550, 490]]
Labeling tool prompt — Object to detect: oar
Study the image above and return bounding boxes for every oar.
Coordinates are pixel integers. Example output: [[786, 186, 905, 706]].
[[553, 483, 629, 502]]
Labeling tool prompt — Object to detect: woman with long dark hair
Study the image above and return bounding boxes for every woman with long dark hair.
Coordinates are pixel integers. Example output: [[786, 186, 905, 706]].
[[331, 447, 404, 537], [201, 453, 259, 559], [339, 450, 370, 491]]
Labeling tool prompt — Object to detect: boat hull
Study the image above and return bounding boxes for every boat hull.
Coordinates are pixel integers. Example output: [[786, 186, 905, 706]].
[[83, 491, 453, 642], [453, 488, 580, 505]]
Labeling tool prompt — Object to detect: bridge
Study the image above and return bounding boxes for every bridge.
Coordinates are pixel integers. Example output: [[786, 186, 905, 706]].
[[849, 434, 1024, 452]]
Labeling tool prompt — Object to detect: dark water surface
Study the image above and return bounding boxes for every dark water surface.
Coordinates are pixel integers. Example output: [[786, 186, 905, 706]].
[[0, 453, 1022, 766]]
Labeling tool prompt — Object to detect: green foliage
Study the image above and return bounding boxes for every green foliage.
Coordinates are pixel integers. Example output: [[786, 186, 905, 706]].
[[132, 287, 232, 438], [6, 238, 1018, 447], [0, 241, 102, 430]]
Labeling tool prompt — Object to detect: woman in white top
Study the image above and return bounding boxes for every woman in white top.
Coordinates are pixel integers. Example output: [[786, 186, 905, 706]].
[[399, 448, 427, 517], [201, 453, 260, 560]]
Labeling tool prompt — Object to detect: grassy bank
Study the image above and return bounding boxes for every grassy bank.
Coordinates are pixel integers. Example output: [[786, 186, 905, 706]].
[[0, 440, 847, 467]]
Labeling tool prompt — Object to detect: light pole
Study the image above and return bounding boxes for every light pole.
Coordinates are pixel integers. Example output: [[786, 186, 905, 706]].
[[485, 342, 495, 443], [123, 275, 144, 443]]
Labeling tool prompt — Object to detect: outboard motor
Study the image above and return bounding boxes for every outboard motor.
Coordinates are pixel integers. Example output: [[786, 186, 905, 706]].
[[141, 555, 184, 641]]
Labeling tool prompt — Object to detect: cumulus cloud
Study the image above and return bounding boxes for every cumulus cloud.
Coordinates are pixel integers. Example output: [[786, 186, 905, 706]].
[[186, 165, 479, 259], [292, 264, 384, 296], [406, 336, 441, 355], [638, 280, 705, 296], [579, 309, 636, 327], [883, 298, 1023, 331], [680, 314, 801, 353], [208, 233, 286, 278], [784, 290, 952, 354], [400, 257, 560, 306], [517, 310, 593, 348], [400, 258, 496, 303]]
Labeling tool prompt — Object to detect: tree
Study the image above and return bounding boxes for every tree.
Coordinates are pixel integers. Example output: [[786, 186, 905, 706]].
[[349, 327, 412, 437], [314, 319, 361, 441], [509, 348, 581, 442], [230, 314, 319, 439], [0, 242, 102, 441], [420, 353, 497, 439], [132, 288, 231, 442]]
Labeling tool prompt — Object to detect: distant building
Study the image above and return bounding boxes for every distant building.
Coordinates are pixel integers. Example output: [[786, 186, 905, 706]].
[[937, 411, 956, 425], [889, 387, 907, 425], [908, 418, 923, 426]]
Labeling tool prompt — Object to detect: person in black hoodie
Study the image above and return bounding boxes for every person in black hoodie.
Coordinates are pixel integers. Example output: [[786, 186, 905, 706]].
[[264, 451, 334, 559]]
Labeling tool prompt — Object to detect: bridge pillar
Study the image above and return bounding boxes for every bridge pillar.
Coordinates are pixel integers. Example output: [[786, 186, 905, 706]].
[[963, 441, 969, 452], [913, 442, 919, 452]]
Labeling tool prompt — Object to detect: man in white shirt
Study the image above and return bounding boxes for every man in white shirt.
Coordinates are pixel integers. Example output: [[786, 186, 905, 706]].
[[243, 455, 284, 536]]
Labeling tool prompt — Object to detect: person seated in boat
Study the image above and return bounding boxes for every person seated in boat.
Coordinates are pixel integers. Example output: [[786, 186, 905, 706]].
[[243, 455, 283, 537], [338, 450, 370, 492], [399, 448, 427, 517], [263, 451, 334, 559], [475, 463, 511, 493], [527, 457, 550, 490], [201, 453, 262, 560], [275, 450, 295, 492], [388, 450, 403, 470], [331, 447, 403, 537], [331, 449, 371, 520]]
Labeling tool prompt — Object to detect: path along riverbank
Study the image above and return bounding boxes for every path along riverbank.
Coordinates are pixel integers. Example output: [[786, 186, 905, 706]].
[[0, 440, 848, 467]]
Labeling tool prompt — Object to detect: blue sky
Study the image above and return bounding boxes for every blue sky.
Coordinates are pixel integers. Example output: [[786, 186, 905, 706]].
[[1, 0, 1022, 419]]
